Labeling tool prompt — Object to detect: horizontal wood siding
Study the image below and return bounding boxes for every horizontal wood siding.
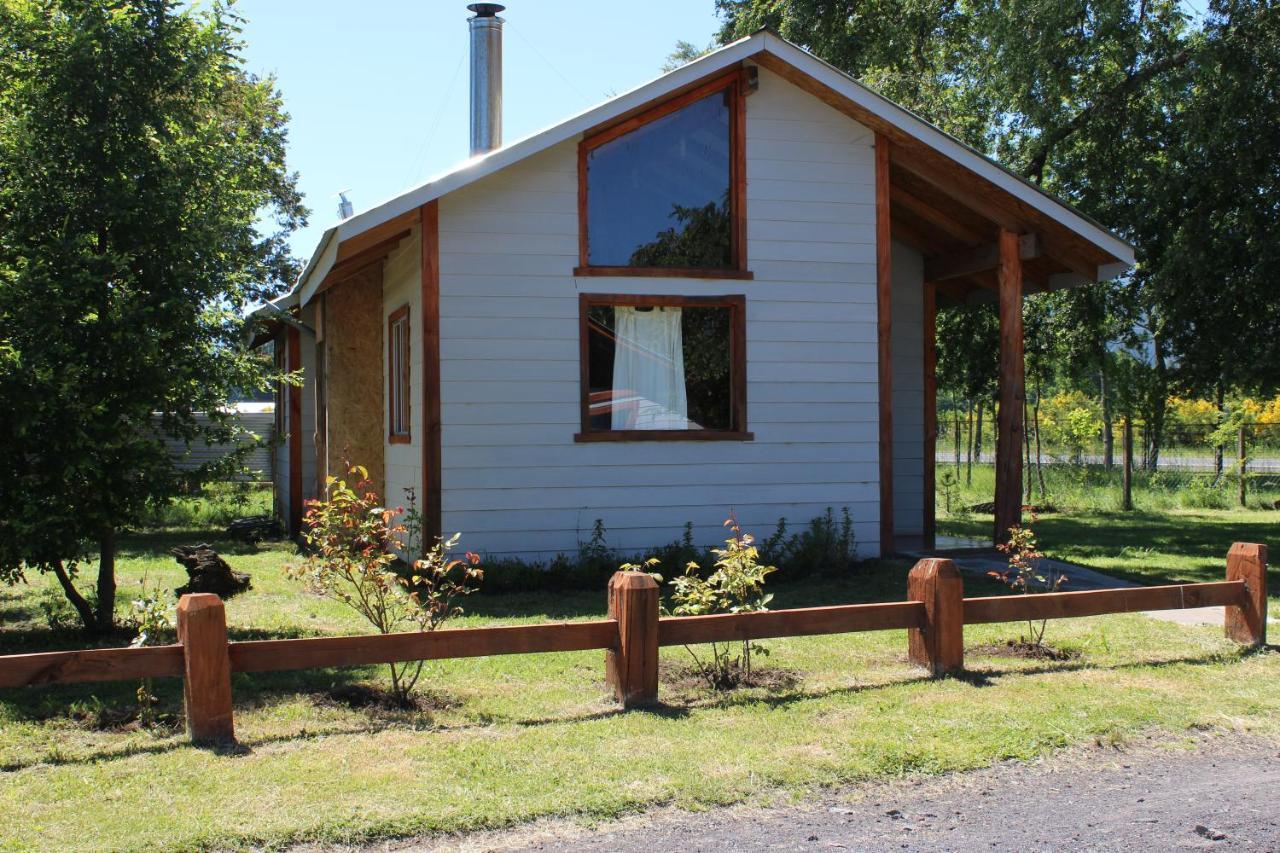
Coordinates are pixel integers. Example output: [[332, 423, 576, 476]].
[[437, 68, 882, 559], [161, 411, 275, 480], [891, 240, 925, 536]]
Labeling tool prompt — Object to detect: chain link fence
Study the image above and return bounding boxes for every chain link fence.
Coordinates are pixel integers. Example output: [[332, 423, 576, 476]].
[[936, 417, 1280, 512]]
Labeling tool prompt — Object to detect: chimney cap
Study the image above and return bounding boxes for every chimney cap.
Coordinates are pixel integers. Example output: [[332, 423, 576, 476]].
[[467, 3, 505, 17]]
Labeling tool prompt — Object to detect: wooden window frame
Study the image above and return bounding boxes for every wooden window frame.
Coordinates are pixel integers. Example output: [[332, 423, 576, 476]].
[[387, 304, 411, 444], [576, 69, 750, 280], [576, 293, 751, 443]]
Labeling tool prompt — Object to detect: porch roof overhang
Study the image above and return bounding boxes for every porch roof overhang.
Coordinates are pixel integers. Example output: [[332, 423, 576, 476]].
[[286, 29, 1135, 308], [245, 287, 308, 349]]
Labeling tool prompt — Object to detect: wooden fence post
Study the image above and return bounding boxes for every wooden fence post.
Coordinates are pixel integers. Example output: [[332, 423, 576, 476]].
[[907, 558, 964, 676], [1225, 543, 1268, 647], [605, 571, 659, 707], [176, 594, 235, 745]]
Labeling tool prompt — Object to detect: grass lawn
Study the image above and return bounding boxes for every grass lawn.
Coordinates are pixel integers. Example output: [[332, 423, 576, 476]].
[[938, 463, 1280, 618], [1, 496, 1277, 851]]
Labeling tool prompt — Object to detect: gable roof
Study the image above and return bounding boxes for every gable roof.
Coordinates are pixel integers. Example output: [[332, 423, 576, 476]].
[[294, 29, 1135, 306]]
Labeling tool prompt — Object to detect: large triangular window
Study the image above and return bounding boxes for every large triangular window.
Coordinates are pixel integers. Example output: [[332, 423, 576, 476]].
[[577, 71, 748, 278]]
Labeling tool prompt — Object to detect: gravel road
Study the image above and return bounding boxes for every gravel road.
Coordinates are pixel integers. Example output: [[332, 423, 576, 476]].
[[374, 734, 1280, 852]]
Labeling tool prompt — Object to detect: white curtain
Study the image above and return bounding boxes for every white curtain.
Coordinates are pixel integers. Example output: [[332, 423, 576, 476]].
[[611, 306, 692, 430]]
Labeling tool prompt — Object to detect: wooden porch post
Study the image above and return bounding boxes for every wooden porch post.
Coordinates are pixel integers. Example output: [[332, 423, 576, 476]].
[[420, 200, 443, 545], [994, 229, 1025, 543], [875, 133, 894, 557], [286, 326, 303, 537], [923, 282, 937, 549]]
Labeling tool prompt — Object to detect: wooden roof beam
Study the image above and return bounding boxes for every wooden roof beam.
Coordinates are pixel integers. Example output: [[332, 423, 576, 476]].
[[892, 144, 1027, 233], [925, 234, 1040, 283], [890, 184, 990, 246], [888, 213, 941, 254], [893, 144, 1118, 282]]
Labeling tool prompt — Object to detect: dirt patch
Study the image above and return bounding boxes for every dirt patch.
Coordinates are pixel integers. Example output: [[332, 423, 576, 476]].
[[658, 659, 801, 694], [68, 704, 179, 734], [314, 684, 459, 713], [968, 639, 1080, 661]]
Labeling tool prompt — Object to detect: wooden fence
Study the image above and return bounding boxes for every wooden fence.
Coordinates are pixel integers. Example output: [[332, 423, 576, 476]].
[[0, 543, 1267, 745]]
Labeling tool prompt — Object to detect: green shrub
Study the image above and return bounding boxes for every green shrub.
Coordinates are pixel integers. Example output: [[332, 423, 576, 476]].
[[475, 509, 861, 595], [1179, 475, 1229, 509], [129, 590, 174, 728], [137, 482, 273, 530], [631, 515, 776, 689]]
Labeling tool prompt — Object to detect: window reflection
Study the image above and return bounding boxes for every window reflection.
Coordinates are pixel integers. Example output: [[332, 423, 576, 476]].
[[586, 90, 732, 268]]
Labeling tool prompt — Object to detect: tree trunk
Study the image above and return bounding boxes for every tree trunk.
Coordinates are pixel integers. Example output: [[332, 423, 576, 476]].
[[974, 401, 984, 466], [95, 528, 117, 633], [966, 401, 975, 485], [1024, 399, 1033, 503], [1122, 416, 1134, 511], [1100, 368, 1114, 470], [1213, 383, 1225, 483], [50, 560, 97, 629], [952, 397, 961, 475], [1034, 381, 1046, 501], [1148, 327, 1168, 470], [1238, 425, 1247, 508]]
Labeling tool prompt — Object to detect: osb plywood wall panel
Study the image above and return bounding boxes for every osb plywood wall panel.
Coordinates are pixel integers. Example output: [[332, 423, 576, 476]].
[[324, 263, 385, 500]]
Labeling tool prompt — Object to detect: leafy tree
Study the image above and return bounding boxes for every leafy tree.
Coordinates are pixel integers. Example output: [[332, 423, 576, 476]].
[[0, 0, 305, 632], [1152, 1, 1280, 398], [935, 302, 998, 480], [717, 0, 1280, 465], [662, 39, 713, 72]]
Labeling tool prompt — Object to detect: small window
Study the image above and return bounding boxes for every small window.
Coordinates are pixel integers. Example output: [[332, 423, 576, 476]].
[[388, 305, 410, 443], [577, 71, 747, 278], [577, 294, 750, 441]]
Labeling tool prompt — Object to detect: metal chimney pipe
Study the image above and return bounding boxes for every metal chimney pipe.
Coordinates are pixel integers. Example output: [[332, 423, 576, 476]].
[[467, 3, 504, 156]]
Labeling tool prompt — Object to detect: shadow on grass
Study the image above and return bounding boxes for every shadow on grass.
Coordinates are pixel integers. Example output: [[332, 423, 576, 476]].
[[114, 528, 293, 560], [0, 588, 35, 626], [1, 644, 1258, 774]]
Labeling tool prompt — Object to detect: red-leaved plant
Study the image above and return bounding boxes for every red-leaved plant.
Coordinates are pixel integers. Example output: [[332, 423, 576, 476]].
[[989, 517, 1065, 648], [287, 463, 481, 706]]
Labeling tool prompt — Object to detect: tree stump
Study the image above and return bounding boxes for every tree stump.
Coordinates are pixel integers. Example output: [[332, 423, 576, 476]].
[[171, 544, 252, 599]]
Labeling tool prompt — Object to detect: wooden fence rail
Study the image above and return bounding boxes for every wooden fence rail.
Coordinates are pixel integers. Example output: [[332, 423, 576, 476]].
[[0, 542, 1266, 746], [658, 600, 925, 646], [964, 580, 1246, 624], [228, 620, 619, 674]]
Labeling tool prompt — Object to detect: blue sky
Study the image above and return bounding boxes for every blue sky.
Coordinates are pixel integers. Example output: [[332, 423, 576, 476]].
[[233, 1, 724, 259]]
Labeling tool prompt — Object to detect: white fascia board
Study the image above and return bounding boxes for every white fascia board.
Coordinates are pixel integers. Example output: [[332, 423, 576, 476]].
[[758, 33, 1136, 269], [246, 281, 301, 323], [297, 227, 340, 306]]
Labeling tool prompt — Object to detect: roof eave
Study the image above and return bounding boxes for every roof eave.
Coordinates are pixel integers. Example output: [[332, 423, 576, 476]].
[[295, 28, 1136, 301]]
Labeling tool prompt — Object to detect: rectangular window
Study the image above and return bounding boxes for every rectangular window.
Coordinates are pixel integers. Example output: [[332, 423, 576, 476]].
[[577, 294, 750, 442], [388, 305, 411, 443], [576, 70, 748, 279]]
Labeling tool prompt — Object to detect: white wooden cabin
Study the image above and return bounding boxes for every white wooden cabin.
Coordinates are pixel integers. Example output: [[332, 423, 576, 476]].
[[260, 21, 1134, 560]]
